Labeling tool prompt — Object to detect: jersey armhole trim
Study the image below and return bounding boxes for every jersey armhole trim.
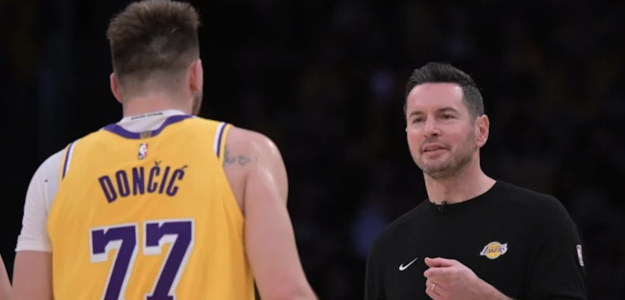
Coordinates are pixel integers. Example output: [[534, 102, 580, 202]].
[[61, 141, 77, 180], [213, 122, 231, 164]]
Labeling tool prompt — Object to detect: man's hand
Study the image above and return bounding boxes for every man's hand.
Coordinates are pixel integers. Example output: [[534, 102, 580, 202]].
[[423, 257, 511, 300]]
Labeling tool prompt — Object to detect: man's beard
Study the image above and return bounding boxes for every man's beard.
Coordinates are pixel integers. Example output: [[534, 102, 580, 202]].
[[417, 135, 476, 180]]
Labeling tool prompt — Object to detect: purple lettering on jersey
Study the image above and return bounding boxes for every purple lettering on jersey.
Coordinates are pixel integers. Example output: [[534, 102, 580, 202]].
[[148, 166, 160, 193], [145, 220, 194, 300], [116, 170, 131, 197], [158, 167, 171, 194], [91, 225, 138, 300], [100, 164, 184, 203], [132, 167, 145, 196], [166, 169, 185, 197], [99, 176, 118, 203], [90, 220, 194, 300]]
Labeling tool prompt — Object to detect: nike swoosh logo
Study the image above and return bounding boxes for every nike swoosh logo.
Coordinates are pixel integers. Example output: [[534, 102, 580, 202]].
[[399, 257, 419, 271]]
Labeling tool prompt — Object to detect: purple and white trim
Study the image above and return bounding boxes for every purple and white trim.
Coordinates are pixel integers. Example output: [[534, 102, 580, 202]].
[[103, 115, 192, 139], [213, 122, 227, 159], [62, 142, 76, 179]]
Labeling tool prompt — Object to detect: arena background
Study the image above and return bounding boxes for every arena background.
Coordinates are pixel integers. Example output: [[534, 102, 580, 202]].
[[1, 0, 624, 299]]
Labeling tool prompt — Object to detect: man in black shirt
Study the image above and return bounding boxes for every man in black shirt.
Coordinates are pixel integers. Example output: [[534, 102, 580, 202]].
[[364, 62, 587, 300]]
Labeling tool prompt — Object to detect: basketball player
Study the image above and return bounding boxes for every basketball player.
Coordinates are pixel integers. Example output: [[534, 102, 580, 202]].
[[0, 254, 9, 300], [364, 62, 587, 299], [11, 1, 317, 299]]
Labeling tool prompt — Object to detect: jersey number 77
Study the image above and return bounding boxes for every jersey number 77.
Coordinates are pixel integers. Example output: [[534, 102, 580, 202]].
[[89, 219, 194, 300]]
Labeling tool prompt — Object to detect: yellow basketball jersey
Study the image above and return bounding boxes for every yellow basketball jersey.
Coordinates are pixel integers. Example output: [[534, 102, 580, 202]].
[[47, 115, 254, 300]]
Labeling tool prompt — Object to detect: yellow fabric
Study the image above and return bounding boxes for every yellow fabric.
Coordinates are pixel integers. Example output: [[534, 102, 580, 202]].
[[48, 116, 253, 300]]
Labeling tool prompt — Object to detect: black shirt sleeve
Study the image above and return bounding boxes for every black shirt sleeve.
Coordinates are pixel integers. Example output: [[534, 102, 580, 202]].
[[365, 233, 386, 300], [526, 196, 588, 300]]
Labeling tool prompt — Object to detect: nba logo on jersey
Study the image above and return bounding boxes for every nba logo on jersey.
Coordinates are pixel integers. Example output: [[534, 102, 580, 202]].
[[138, 143, 148, 160]]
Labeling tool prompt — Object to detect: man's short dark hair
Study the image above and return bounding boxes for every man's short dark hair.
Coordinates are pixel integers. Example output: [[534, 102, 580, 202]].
[[405, 62, 484, 119], [107, 0, 201, 87]]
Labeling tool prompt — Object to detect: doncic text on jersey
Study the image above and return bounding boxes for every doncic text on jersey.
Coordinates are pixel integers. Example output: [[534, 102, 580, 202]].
[[97, 160, 186, 203]]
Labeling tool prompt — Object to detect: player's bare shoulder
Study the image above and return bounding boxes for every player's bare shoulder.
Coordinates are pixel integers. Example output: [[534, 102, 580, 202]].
[[223, 127, 260, 168], [222, 126, 288, 213], [223, 127, 283, 169]]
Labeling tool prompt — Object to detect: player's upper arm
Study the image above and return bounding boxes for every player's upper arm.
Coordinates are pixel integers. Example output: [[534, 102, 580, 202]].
[[0, 254, 10, 300], [12, 150, 62, 300], [527, 197, 588, 300], [225, 128, 316, 300], [11, 251, 53, 300]]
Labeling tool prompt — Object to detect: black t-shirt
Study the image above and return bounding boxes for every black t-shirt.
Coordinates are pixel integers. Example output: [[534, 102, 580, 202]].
[[364, 181, 587, 300]]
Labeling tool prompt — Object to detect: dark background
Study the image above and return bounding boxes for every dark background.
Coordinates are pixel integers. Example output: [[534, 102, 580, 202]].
[[1, 0, 624, 299]]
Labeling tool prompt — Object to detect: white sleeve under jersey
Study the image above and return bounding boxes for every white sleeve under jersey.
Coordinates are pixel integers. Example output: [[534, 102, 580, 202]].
[[14, 109, 190, 253], [15, 149, 64, 252]]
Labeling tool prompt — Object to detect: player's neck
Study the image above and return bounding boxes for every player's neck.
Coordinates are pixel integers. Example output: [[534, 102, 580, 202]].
[[122, 94, 191, 117], [424, 157, 495, 205]]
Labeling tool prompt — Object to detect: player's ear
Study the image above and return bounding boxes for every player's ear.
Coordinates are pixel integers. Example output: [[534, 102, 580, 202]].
[[476, 114, 490, 147], [188, 59, 203, 93], [110, 73, 123, 104]]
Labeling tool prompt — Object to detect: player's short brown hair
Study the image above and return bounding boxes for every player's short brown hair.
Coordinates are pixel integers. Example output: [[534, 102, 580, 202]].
[[107, 0, 200, 85]]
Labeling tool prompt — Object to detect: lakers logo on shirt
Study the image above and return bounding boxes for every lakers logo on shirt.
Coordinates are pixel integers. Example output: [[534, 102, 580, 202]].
[[480, 241, 508, 260]]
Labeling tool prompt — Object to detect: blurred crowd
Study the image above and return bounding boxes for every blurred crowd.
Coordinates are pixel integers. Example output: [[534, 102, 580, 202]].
[[2, 0, 624, 299]]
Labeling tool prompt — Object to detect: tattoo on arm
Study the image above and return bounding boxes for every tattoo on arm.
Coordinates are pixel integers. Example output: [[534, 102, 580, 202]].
[[224, 145, 257, 166]]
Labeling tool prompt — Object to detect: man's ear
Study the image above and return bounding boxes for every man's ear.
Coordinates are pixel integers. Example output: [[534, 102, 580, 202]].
[[476, 114, 490, 148], [110, 73, 123, 103], [188, 59, 203, 93]]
